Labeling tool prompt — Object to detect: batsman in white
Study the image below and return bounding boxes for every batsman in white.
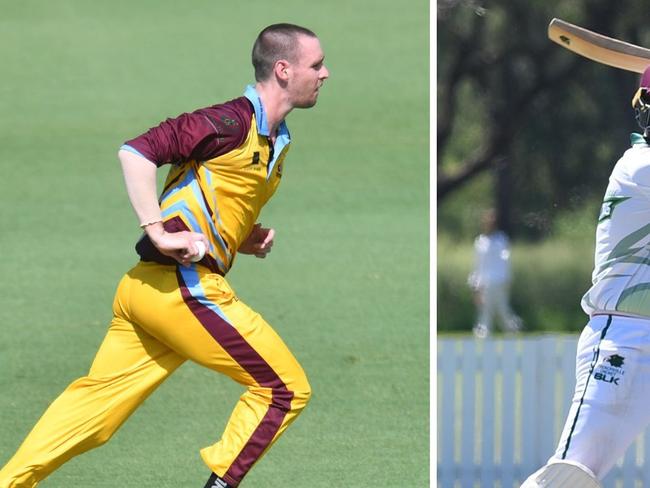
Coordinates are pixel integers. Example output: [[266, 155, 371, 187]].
[[521, 66, 650, 487]]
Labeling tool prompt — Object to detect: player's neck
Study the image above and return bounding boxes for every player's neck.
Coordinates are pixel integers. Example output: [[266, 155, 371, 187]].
[[255, 82, 292, 138]]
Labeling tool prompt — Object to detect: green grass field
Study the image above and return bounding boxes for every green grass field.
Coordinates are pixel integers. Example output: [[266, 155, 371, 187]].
[[0, 1, 429, 486]]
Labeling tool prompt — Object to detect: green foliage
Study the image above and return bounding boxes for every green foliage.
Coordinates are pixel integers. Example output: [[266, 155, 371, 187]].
[[438, 206, 597, 332], [438, 0, 642, 332], [436, 236, 476, 331], [435, 171, 490, 239], [440, 79, 488, 172], [438, 0, 643, 240], [510, 240, 593, 332]]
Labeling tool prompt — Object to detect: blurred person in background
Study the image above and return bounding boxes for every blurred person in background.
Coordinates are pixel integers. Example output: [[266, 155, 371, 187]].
[[468, 208, 522, 338]]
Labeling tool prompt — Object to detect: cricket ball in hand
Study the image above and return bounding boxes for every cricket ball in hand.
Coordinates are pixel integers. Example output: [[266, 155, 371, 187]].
[[191, 241, 207, 262]]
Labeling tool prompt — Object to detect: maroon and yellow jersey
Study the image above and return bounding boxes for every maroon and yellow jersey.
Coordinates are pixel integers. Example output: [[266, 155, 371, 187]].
[[122, 85, 291, 275]]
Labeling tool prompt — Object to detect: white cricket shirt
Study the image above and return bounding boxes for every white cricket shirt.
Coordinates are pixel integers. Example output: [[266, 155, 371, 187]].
[[583, 134, 650, 318], [471, 231, 512, 287]]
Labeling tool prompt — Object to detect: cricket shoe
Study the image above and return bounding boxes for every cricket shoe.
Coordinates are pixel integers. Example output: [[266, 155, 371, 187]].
[[203, 472, 233, 488], [472, 323, 490, 339]]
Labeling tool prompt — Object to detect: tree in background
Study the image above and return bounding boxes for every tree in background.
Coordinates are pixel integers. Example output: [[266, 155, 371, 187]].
[[437, 0, 649, 239]]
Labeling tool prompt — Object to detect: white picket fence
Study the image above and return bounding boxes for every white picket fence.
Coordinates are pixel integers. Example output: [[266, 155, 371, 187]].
[[437, 335, 650, 488]]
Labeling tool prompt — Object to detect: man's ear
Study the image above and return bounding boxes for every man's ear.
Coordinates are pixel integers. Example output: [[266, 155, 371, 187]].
[[274, 60, 290, 81]]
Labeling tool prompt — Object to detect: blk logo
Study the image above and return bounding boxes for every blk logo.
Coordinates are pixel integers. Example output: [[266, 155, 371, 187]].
[[594, 372, 620, 385]]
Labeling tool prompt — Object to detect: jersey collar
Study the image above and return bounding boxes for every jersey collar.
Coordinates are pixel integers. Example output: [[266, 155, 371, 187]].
[[244, 84, 290, 138], [244, 84, 291, 179], [631, 133, 648, 145]]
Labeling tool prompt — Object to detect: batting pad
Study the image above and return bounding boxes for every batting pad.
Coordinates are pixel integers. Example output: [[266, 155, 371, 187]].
[[521, 461, 601, 488]]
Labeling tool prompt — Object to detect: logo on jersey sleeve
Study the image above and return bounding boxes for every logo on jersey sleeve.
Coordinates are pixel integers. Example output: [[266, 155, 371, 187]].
[[594, 353, 626, 385], [220, 115, 240, 127], [598, 196, 630, 222]]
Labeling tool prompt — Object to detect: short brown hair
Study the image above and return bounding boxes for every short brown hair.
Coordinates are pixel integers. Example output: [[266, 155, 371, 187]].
[[252, 23, 317, 82]]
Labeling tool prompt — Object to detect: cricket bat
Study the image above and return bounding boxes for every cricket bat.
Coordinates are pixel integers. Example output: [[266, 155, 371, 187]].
[[548, 18, 650, 73]]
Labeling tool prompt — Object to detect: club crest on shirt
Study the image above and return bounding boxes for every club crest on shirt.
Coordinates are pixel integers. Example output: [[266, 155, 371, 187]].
[[244, 151, 266, 172], [604, 354, 625, 367]]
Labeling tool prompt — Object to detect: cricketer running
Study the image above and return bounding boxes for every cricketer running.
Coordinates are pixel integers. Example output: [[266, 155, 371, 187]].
[[0, 23, 329, 488]]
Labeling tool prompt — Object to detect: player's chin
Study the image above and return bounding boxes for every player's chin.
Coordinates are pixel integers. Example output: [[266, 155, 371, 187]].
[[295, 95, 319, 109]]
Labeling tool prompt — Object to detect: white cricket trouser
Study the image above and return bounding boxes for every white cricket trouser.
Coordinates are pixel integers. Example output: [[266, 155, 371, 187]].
[[551, 314, 650, 479], [476, 282, 519, 331]]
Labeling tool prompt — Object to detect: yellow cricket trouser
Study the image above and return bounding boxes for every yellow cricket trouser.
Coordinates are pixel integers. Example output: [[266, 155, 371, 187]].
[[0, 261, 311, 487]]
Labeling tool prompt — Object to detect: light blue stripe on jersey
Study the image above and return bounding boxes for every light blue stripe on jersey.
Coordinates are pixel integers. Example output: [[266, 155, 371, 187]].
[[120, 144, 149, 160], [159, 168, 195, 202], [186, 179, 231, 261], [244, 85, 270, 135], [243, 84, 291, 180], [202, 168, 225, 227], [162, 201, 227, 272], [179, 266, 232, 324], [160, 168, 230, 263], [162, 201, 201, 231], [267, 125, 290, 180]]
